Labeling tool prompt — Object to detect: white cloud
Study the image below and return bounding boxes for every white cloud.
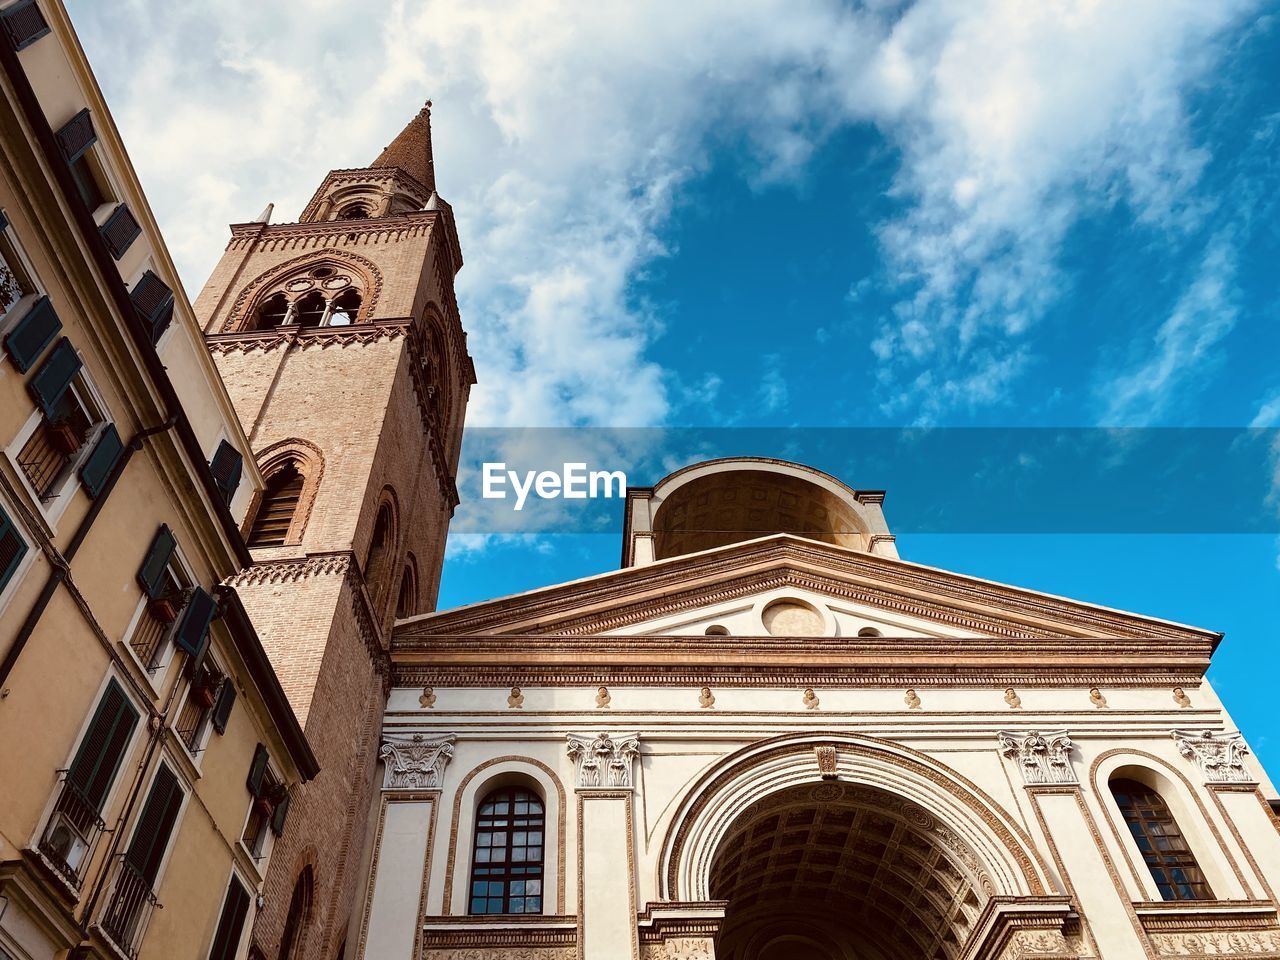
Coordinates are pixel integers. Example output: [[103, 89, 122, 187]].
[[1251, 390, 1280, 429], [1101, 234, 1239, 425], [67, 0, 1257, 429]]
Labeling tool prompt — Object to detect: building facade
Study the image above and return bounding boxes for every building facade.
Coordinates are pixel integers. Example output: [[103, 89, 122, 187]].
[[0, 3, 316, 960], [195, 99, 474, 959], [355, 459, 1280, 960]]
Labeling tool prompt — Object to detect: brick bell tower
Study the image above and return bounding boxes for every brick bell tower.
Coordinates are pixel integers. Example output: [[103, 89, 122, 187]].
[[195, 101, 473, 959]]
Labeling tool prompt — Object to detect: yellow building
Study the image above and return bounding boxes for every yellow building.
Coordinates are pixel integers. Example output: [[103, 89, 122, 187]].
[[0, 2, 317, 959]]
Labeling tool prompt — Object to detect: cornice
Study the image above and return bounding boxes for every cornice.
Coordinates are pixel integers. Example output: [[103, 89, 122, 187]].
[[394, 538, 1220, 643], [206, 319, 411, 354], [228, 210, 439, 246]]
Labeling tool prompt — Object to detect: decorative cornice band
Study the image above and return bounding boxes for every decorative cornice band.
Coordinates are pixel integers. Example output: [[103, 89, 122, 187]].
[[224, 552, 352, 586], [207, 320, 411, 354]]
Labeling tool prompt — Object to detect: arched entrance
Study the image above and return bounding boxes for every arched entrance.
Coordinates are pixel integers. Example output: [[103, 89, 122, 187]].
[[710, 782, 986, 959], [657, 734, 1077, 960]]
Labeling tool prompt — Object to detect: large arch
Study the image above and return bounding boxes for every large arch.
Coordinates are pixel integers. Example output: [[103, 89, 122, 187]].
[[657, 734, 1065, 959], [661, 733, 1054, 904]]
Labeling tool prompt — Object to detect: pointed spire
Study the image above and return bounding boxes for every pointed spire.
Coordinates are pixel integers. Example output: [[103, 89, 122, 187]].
[[371, 99, 436, 194], [423, 191, 441, 211], [253, 202, 274, 224]]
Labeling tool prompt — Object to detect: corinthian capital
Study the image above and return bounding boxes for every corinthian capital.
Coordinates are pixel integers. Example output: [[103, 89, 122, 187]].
[[380, 732, 456, 790], [566, 732, 640, 789], [1172, 730, 1254, 784], [998, 730, 1077, 785]]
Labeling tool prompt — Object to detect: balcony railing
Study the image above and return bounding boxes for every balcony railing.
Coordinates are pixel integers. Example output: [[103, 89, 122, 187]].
[[17, 418, 73, 497], [36, 776, 105, 886], [99, 857, 159, 959], [128, 605, 171, 670]]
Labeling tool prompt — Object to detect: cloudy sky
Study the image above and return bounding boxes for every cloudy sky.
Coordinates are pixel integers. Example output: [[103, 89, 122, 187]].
[[68, 2, 1279, 763]]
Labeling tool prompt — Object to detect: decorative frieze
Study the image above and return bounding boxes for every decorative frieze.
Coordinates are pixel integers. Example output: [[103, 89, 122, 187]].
[[566, 732, 640, 789], [1172, 730, 1254, 784], [1149, 930, 1280, 956], [640, 938, 716, 960], [380, 732, 455, 790], [998, 731, 1077, 785]]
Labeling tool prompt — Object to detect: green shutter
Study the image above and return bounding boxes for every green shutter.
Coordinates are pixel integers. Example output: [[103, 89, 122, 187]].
[[211, 678, 236, 735], [209, 441, 242, 506], [270, 790, 291, 837], [208, 876, 251, 960], [174, 586, 216, 662], [67, 680, 139, 811], [79, 423, 123, 498], [55, 108, 96, 163], [100, 204, 141, 260], [27, 337, 81, 417], [4, 296, 61, 372], [129, 270, 174, 344], [246, 743, 269, 797], [137, 524, 177, 598], [125, 764, 183, 885], [0, 503, 29, 593]]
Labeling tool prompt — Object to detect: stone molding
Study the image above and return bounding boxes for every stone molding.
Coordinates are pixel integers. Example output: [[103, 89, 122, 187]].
[[207, 319, 410, 353], [224, 552, 352, 586], [566, 732, 640, 789], [395, 537, 1221, 643], [998, 731, 1078, 785], [1173, 730, 1255, 784], [379, 732, 455, 790]]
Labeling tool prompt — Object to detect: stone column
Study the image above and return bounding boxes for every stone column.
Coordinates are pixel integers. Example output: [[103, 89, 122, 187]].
[[355, 733, 455, 960], [999, 731, 1140, 958], [568, 733, 641, 960]]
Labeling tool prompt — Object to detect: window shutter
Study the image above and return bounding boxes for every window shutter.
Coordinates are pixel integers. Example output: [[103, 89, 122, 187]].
[[208, 876, 251, 960], [4, 296, 61, 372], [125, 764, 183, 885], [0, 503, 29, 592], [99, 204, 141, 260], [246, 743, 269, 797], [270, 790, 291, 836], [209, 441, 242, 506], [55, 108, 97, 164], [211, 678, 236, 735], [1, 0, 51, 51], [79, 423, 123, 498], [67, 680, 139, 811], [129, 270, 174, 344], [136, 524, 177, 598], [27, 337, 81, 417], [174, 586, 216, 662]]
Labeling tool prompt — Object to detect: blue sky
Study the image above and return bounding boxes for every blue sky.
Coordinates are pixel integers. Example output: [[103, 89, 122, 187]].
[[68, 2, 1280, 768]]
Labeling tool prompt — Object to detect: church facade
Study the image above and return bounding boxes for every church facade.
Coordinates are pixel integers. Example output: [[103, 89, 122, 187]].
[[351, 459, 1280, 960]]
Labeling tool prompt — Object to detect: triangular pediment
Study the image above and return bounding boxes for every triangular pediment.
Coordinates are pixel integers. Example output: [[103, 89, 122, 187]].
[[394, 534, 1217, 644]]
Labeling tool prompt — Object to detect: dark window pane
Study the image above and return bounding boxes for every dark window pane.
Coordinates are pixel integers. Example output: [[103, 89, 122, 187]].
[[1109, 777, 1212, 901]]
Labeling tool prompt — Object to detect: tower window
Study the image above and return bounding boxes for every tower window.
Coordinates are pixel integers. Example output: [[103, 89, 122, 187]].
[[395, 559, 417, 618], [248, 463, 304, 548], [257, 293, 289, 329], [327, 289, 361, 326], [1110, 777, 1212, 901], [468, 787, 545, 915], [294, 291, 326, 328], [277, 866, 313, 960], [365, 503, 395, 609], [337, 203, 369, 220]]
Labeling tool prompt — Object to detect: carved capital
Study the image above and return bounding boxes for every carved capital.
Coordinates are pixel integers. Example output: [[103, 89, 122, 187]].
[[998, 730, 1077, 785], [566, 732, 640, 789], [1173, 730, 1254, 784], [379, 732, 455, 790]]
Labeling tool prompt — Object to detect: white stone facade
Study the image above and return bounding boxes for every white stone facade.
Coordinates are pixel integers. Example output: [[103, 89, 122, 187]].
[[350, 461, 1280, 960]]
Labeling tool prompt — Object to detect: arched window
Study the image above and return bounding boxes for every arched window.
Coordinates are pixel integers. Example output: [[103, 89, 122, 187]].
[[294, 290, 326, 328], [327, 288, 361, 326], [395, 557, 418, 618], [1110, 777, 1212, 901], [277, 866, 313, 960], [337, 203, 369, 220], [468, 787, 544, 915], [365, 503, 395, 609], [257, 292, 289, 329], [248, 462, 304, 548]]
